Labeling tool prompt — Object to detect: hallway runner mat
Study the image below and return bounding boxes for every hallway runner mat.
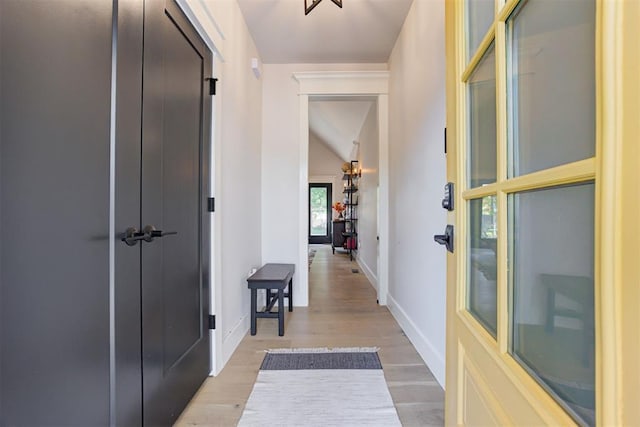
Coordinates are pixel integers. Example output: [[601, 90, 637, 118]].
[[237, 347, 401, 426]]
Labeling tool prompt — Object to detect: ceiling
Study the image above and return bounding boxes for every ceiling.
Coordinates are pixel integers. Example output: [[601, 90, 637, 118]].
[[309, 99, 374, 161], [236, 0, 414, 63], [236, 0, 413, 163]]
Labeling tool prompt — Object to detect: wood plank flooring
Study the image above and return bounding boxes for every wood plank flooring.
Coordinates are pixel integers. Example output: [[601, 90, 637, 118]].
[[175, 244, 444, 426]]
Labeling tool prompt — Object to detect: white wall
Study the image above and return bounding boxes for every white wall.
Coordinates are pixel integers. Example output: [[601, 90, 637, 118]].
[[181, 0, 263, 370], [309, 131, 344, 207], [356, 103, 379, 288], [261, 63, 386, 306], [386, 0, 447, 387], [216, 1, 263, 368]]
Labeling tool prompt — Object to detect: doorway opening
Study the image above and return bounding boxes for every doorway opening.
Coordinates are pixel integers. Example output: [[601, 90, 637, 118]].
[[294, 71, 389, 307]]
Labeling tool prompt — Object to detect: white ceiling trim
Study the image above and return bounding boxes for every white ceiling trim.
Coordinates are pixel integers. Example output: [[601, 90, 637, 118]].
[[293, 71, 389, 95]]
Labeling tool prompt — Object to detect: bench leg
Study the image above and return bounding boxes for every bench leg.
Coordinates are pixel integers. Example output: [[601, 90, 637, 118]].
[[278, 288, 284, 336], [250, 288, 257, 335], [288, 278, 293, 312]]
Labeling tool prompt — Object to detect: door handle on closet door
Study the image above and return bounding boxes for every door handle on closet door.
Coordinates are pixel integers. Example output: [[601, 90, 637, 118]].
[[121, 226, 177, 246], [122, 227, 145, 246], [141, 225, 177, 242]]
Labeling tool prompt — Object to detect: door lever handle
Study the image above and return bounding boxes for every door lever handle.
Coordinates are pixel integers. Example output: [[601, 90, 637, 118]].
[[122, 227, 145, 246], [142, 225, 177, 242], [434, 225, 454, 253]]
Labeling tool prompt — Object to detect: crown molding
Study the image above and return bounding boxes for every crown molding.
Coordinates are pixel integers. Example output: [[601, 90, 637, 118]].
[[293, 71, 390, 95]]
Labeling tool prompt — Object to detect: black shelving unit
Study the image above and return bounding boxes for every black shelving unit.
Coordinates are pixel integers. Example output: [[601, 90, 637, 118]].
[[342, 160, 359, 261]]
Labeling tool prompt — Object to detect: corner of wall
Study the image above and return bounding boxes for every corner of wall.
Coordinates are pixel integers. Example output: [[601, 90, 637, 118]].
[[221, 314, 250, 367], [356, 256, 378, 292], [387, 294, 446, 388]]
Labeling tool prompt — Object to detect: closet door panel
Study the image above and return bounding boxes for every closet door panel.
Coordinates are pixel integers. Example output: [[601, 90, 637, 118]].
[[0, 1, 113, 424], [114, 1, 145, 425]]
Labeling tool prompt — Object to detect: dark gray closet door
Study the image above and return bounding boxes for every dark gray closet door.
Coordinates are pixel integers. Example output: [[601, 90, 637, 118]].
[[140, 1, 211, 425], [0, 1, 210, 425], [0, 1, 113, 425], [114, 1, 145, 425]]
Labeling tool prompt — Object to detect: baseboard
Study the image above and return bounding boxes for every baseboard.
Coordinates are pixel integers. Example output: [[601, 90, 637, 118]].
[[209, 329, 219, 376], [356, 256, 378, 292], [386, 293, 446, 389], [221, 314, 249, 367]]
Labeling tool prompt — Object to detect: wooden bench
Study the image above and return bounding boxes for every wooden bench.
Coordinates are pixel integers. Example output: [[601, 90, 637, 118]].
[[247, 263, 295, 336]]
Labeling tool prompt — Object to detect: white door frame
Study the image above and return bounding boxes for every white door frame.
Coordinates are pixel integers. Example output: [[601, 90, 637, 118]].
[[293, 71, 390, 305], [174, 0, 225, 376], [209, 52, 223, 376]]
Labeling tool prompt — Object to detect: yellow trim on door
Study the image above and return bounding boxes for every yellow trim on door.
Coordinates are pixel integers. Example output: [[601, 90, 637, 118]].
[[596, 0, 640, 424], [444, 0, 640, 424]]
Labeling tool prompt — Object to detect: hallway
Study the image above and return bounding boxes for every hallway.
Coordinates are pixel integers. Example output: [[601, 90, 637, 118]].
[[176, 244, 444, 426]]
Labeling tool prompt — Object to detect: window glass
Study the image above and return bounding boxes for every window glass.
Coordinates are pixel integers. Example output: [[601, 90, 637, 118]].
[[467, 0, 494, 60], [510, 183, 595, 426], [508, 0, 596, 176], [468, 44, 497, 188], [310, 187, 328, 236], [468, 196, 498, 336]]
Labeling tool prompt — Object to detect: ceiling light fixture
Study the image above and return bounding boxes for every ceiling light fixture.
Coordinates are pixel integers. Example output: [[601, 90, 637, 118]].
[[305, 0, 342, 15]]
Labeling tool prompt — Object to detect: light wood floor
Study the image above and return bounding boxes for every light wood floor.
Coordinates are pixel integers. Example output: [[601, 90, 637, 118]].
[[175, 244, 444, 426]]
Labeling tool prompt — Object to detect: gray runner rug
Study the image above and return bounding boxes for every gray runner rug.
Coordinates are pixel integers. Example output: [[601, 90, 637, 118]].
[[238, 347, 401, 426]]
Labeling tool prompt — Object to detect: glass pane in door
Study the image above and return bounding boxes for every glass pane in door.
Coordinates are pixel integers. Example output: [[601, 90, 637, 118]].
[[468, 44, 497, 188], [510, 182, 595, 426], [507, 0, 596, 177], [466, 0, 494, 60], [467, 195, 497, 336], [310, 186, 328, 236]]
